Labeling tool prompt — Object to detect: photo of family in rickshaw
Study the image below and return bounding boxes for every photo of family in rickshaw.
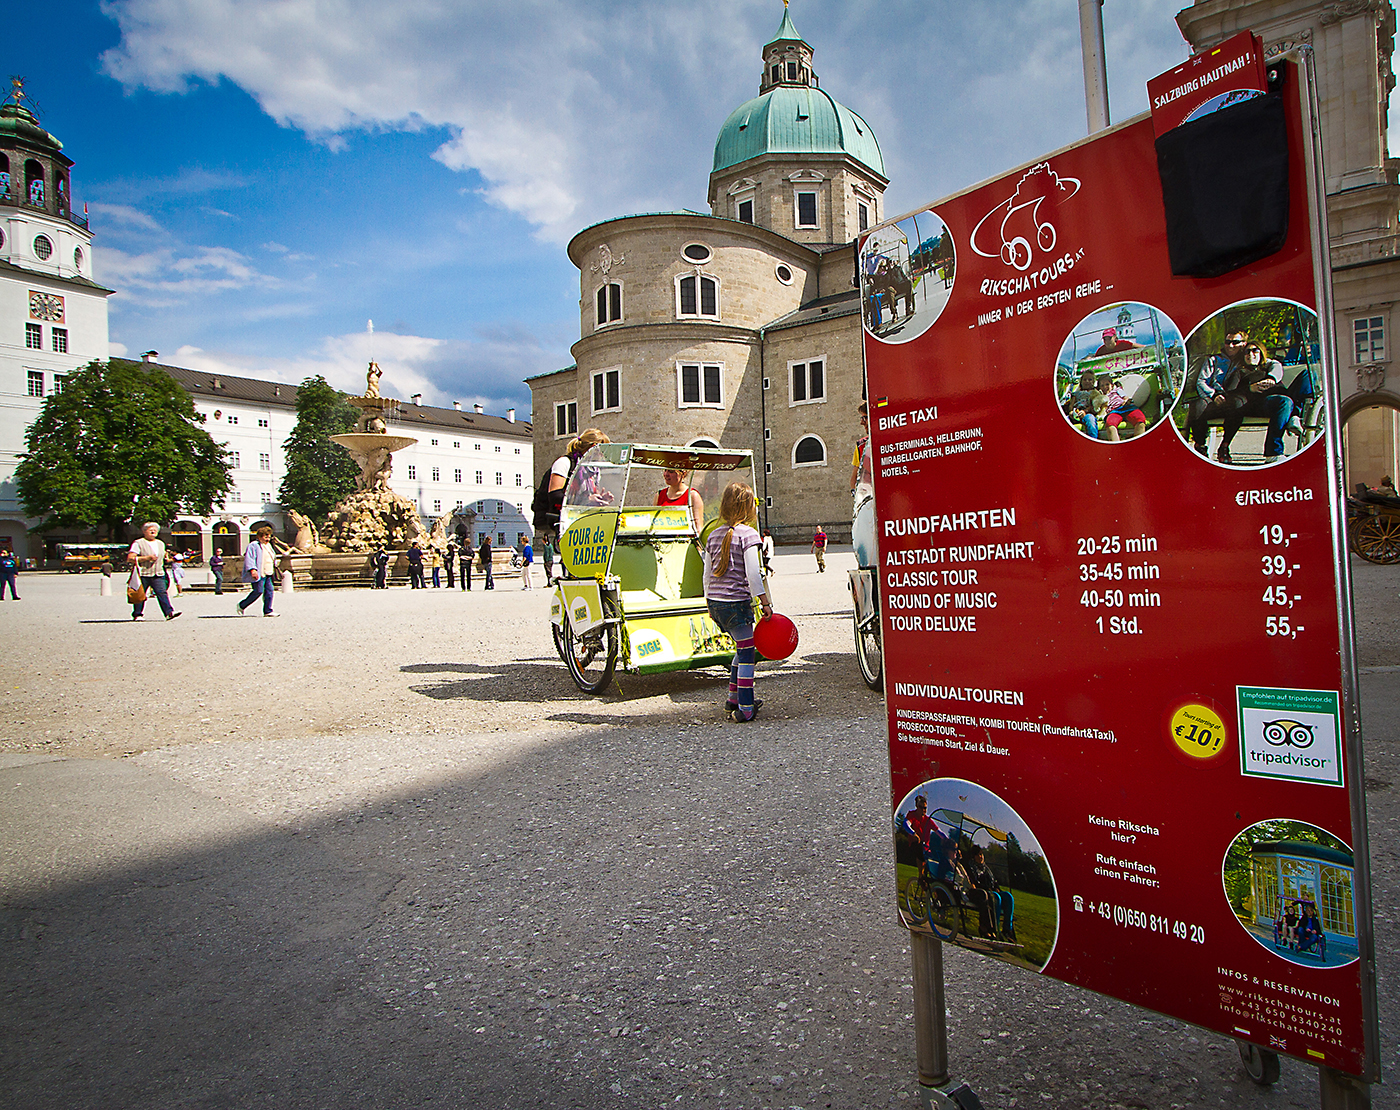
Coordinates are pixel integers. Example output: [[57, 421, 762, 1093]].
[[1173, 299, 1324, 467], [1222, 818, 1360, 968], [860, 207, 955, 344], [893, 778, 1057, 971], [1054, 302, 1185, 442]]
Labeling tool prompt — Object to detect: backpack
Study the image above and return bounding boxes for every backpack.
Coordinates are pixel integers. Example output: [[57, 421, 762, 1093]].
[[531, 457, 574, 532]]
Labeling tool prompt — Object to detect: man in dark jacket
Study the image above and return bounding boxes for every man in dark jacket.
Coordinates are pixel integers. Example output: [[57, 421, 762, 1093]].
[[479, 534, 494, 590]]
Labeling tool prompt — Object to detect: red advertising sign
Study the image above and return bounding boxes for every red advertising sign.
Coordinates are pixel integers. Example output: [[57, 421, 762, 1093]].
[[861, 60, 1378, 1079], [1147, 28, 1266, 137]]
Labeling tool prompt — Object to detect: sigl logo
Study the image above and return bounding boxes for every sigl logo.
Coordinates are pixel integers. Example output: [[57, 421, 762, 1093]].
[[970, 163, 1082, 272]]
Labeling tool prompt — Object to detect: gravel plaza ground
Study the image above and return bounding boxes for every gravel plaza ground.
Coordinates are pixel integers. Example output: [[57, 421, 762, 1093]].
[[0, 550, 1396, 1109]]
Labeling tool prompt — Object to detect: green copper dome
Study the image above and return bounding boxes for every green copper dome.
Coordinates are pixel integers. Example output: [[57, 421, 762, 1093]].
[[712, 86, 884, 176]]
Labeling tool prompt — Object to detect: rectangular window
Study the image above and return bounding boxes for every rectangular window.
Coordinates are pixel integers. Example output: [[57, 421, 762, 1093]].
[[496, 473, 503, 486], [476, 470, 483, 483], [232, 451, 241, 468], [496, 502, 504, 513], [259, 453, 271, 471], [53, 375, 65, 394], [765, 461, 773, 474], [407, 465, 416, 480], [596, 282, 622, 325], [432, 467, 440, 482], [228, 416, 238, 425], [454, 441, 460, 448], [25, 323, 41, 349], [514, 448, 521, 454], [796, 191, 818, 228], [787, 61, 798, 81], [790, 358, 826, 406], [515, 474, 523, 487], [231, 490, 242, 503], [434, 500, 441, 513], [592, 368, 621, 413], [555, 400, 578, 437], [494, 445, 501, 452], [771, 64, 780, 84], [258, 418, 269, 428], [498, 532, 507, 546], [1355, 316, 1385, 362], [431, 439, 438, 446], [454, 469, 462, 483], [27, 370, 44, 397], [51, 327, 67, 353], [677, 363, 723, 408], [738, 198, 754, 224], [474, 443, 482, 450], [858, 202, 869, 232]]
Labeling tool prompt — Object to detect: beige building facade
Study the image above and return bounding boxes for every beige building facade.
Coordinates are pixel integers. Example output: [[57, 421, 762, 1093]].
[[527, 10, 885, 542]]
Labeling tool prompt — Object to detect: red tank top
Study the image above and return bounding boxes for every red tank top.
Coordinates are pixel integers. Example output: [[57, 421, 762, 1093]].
[[657, 487, 691, 507]]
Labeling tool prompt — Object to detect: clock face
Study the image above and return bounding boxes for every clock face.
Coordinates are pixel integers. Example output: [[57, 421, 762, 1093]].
[[29, 291, 64, 323]]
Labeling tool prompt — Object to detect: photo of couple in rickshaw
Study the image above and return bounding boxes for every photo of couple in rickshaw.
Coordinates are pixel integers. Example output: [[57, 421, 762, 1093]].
[[893, 778, 1057, 971], [860, 207, 956, 344], [1055, 301, 1186, 443], [1223, 818, 1360, 968]]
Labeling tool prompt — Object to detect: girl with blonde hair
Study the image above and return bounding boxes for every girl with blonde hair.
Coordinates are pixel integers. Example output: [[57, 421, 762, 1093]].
[[540, 428, 611, 535], [703, 482, 773, 721]]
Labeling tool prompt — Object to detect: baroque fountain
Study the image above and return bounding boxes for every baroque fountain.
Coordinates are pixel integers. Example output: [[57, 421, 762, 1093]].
[[279, 363, 470, 584]]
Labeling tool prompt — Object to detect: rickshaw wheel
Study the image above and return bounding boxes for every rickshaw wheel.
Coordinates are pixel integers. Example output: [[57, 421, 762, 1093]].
[[903, 875, 931, 925], [1237, 1040, 1280, 1086], [551, 622, 567, 663], [1349, 514, 1400, 563], [854, 612, 883, 692], [927, 882, 961, 942], [563, 609, 618, 693]]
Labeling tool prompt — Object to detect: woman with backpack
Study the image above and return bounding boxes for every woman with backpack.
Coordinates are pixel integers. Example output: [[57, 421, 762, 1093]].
[[535, 429, 611, 540]]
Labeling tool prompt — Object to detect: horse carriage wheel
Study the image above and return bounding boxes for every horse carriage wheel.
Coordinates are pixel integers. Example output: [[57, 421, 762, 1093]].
[[1349, 513, 1400, 564]]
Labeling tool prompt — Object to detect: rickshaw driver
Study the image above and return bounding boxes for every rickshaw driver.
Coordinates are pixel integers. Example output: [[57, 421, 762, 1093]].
[[901, 796, 957, 884]]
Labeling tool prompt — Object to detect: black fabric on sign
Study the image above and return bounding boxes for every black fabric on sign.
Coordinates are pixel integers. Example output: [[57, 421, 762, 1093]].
[[1155, 91, 1289, 278]]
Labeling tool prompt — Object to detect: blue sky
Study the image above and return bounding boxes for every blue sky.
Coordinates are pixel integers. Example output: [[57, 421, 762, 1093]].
[[14, 1, 1221, 417]]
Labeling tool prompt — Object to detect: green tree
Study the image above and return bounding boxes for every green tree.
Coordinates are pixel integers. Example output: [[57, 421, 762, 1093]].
[[16, 358, 232, 538], [278, 375, 359, 521]]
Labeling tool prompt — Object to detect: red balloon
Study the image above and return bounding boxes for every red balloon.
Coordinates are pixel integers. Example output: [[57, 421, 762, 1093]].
[[754, 612, 799, 660]]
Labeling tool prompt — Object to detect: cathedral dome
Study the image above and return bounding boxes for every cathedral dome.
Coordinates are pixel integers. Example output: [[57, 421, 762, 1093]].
[[712, 87, 884, 176]]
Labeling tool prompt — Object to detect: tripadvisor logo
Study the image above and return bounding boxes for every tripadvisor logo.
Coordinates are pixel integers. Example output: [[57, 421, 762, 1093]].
[[1237, 687, 1343, 788]]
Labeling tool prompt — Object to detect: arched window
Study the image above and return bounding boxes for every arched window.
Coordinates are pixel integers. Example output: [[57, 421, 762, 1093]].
[[595, 282, 622, 326], [212, 521, 241, 557], [25, 160, 44, 207], [677, 273, 719, 319], [170, 521, 202, 555], [687, 437, 720, 449], [0, 154, 10, 198], [793, 435, 827, 468]]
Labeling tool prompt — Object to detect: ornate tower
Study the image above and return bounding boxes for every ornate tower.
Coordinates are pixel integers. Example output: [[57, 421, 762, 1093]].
[[708, 7, 888, 245]]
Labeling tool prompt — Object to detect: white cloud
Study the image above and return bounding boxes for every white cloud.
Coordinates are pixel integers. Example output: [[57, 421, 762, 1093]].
[[108, 341, 130, 358], [100, 1, 1192, 241], [97, 243, 275, 308], [166, 324, 557, 413], [87, 202, 163, 230]]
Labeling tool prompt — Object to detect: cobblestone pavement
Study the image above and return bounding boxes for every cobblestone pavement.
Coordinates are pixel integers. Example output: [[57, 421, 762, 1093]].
[[0, 553, 1394, 1109]]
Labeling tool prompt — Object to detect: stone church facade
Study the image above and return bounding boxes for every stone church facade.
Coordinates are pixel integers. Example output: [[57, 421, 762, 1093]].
[[527, 10, 885, 542]]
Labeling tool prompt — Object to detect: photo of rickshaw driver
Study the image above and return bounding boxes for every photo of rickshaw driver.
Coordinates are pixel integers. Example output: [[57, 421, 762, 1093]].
[[901, 795, 957, 884]]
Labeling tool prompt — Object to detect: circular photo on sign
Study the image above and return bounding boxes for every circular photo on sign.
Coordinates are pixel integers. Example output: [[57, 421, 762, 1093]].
[[1173, 299, 1324, 467], [1054, 302, 1185, 442], [860, 207, 955, 343], [893, 777, 1057, 972], [1221, 819, 1359, 968]]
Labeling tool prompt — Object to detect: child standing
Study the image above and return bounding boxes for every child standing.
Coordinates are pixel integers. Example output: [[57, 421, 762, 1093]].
[[704, 483, 773, 722]]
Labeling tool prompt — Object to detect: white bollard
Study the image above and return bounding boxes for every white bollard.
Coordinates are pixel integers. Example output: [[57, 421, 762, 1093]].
[[281, 570, 294, 593], [99, 576, 112, 597]]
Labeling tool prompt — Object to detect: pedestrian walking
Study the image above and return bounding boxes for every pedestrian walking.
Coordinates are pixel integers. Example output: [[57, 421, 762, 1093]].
[[542, 537, 555, 583], [209, 549, 225, 595], [520, 537, 534, 589], [460, 543, 472, 590], [0, 546, 19, 600], [430, 548, 442, 588], [444, 542, 457, 589], [128, 522, 179, 621], [811, 524, 827, 572], [236, 525, 278, 616], [479, 534, 495, 590], [704, 483, 772, 722], [761, 530, 775, 576], [169, 550, 186, 597], [407, 542, 425, 588], [373, 547, 390, 589]]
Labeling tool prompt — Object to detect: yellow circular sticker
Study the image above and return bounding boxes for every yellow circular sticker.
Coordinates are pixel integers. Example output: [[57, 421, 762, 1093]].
[[1171, 704, 1227, 759]]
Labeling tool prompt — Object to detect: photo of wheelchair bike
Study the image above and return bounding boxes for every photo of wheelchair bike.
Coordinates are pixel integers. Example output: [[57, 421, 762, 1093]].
[[898, 811, 1020, 949]]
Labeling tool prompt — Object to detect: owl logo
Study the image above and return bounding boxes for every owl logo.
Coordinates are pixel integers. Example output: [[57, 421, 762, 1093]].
[[1260, 719, 1315, 749]]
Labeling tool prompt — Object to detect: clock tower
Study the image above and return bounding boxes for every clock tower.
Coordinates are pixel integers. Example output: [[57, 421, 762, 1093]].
[[0, 78, 113, 560]]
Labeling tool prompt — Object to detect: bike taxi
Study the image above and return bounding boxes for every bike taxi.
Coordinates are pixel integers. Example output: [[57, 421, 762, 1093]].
[[550, 442, 759, 693]]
